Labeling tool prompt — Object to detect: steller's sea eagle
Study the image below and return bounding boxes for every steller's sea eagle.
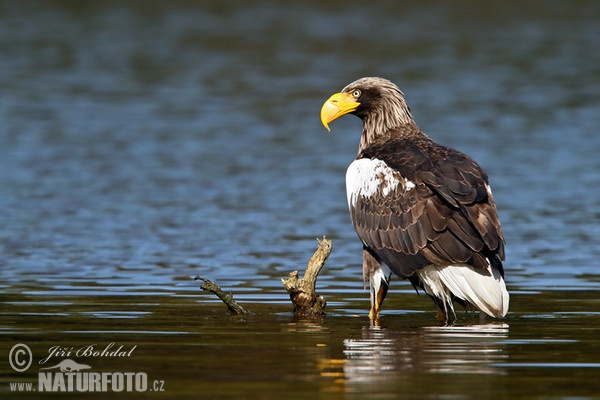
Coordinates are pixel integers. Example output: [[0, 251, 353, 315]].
[[320, 77, 509, 323]]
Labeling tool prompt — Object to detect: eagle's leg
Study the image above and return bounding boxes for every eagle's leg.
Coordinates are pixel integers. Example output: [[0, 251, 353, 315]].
[[433, 297, 455, 325], [363, 248, 391, 323], [369, 275, 389, 323], [437, 309, 447, 323]]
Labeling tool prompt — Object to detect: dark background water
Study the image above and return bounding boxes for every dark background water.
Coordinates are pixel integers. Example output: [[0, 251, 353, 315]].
[[1, 1, 600, 399]]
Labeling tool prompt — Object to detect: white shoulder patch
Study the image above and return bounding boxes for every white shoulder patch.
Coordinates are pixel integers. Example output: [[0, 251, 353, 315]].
[[346, 158, 415, 209]]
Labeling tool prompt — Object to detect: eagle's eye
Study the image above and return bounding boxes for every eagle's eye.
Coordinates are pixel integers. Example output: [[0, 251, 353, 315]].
[[352, 89, 361, 98]]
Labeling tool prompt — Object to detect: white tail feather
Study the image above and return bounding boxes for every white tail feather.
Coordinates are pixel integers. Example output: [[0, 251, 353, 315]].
[[417, 264, 509, 318]]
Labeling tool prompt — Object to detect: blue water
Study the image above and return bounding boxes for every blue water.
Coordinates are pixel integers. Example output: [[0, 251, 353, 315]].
[[1, 1, 600, 399], [1, 1, 599, 295]]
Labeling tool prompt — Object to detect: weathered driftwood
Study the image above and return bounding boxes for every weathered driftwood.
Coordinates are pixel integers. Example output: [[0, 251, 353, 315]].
[[196, 236, 330, 316], [281, 236, 331, 316], [194, 275, 251, 315]]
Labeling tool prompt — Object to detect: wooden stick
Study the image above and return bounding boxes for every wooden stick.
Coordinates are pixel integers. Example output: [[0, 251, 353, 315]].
[[281, 236, 331, 316], [196, 237, 331, 316], [194, 276, 251, 315]]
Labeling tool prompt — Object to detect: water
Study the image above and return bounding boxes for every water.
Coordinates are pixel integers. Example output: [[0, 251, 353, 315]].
[[1, 1, 600, 398]]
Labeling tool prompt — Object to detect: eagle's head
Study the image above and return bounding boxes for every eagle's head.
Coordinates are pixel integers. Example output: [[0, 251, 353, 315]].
[[320, 77, 414, 135]]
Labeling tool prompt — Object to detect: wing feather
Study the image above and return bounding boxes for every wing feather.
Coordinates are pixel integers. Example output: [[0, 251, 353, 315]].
[[347, 137, 505, 279]]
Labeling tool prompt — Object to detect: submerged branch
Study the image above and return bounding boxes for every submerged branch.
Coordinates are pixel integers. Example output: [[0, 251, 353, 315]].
[[281, 236, 331, 316], [196, 236, 331, 316], [194, 275, 251, 315]]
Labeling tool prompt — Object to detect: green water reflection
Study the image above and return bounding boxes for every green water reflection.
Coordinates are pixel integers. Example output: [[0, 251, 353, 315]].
[[2, 287, 599, 399]]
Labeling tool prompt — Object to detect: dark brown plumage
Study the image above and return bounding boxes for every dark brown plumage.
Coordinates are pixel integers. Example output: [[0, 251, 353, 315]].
[[355, 134, 505, 278], [320, 77, 509, 322]]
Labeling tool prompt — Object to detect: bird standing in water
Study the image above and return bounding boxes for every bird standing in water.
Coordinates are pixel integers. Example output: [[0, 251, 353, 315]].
[[320, 77, 509, 324]]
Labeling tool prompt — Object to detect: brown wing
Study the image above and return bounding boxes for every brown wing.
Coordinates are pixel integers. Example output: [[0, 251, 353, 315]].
[[348, 139, 505, 279]]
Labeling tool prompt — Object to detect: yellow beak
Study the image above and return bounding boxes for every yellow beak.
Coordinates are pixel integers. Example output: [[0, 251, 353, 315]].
[[320, 92, 360, 131]]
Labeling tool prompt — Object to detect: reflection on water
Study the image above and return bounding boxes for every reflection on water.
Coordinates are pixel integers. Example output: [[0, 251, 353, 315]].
[[338, 323, 508, 384], [2, 292, 600, 399], [421, 324, 509, 374]]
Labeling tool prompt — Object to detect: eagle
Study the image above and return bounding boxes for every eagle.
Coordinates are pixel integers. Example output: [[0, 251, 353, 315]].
[[320, 77, 509, 323]]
